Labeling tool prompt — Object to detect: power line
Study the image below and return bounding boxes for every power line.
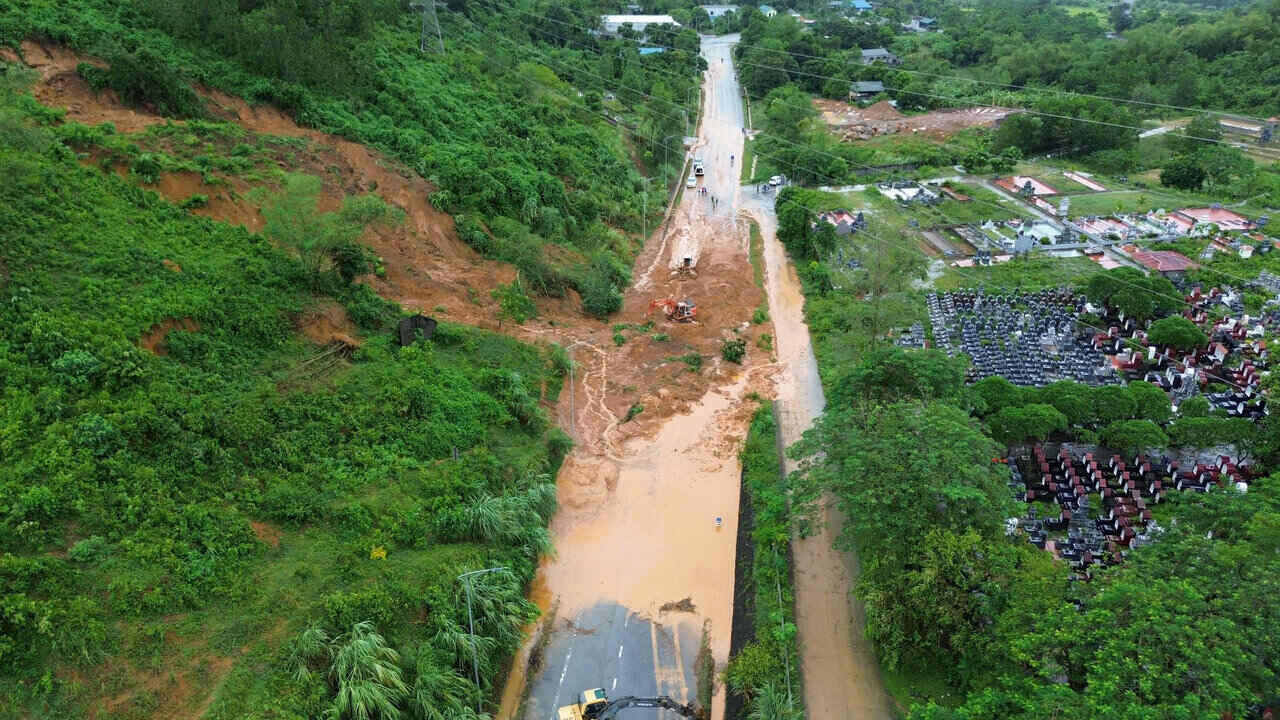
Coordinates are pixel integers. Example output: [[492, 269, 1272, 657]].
[[442, 10, 1266, 393], [409, 0, 445, 53], [452, 8, 1278, 304], [479, 0, 1279, 124], [474, 0, 1280, 163]]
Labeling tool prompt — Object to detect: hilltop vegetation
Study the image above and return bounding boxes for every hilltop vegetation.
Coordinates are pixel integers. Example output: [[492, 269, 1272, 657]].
[[0, 19, 595, 719], [0, 0, 704, 316], [729, 0, 1280, 204]]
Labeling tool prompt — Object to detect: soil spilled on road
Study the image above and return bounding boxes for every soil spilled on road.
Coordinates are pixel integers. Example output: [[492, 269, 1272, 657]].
[[13, 36, 789, 720]]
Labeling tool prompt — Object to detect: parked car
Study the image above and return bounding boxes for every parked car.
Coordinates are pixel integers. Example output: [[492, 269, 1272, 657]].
[[686, 175, 697, 189]]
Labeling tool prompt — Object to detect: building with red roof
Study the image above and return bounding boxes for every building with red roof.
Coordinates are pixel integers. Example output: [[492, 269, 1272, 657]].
[[1130, 249, 1198, 278]]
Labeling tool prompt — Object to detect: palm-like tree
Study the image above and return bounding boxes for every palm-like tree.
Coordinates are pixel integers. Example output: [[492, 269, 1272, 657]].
[[748, 682, 801, 720], [328, 622, 408, 720], [409, 647, 472, 720], [288, 625, 333, 684]]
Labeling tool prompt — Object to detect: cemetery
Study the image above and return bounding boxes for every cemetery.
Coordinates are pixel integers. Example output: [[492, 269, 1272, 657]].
[[920, 277, 1278, 401], [925, 289, 1117, 385], [1005, 443, 1258, 577]]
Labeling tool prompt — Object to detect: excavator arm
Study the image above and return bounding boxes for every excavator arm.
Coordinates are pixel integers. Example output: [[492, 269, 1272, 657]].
[[598, 696, 699, 719]]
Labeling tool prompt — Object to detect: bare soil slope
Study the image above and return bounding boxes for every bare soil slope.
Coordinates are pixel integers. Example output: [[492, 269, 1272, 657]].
[[815, 97, 1020, 141]]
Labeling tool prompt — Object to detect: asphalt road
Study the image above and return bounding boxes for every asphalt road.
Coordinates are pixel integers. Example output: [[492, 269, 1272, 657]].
[[523, 602, 699, 720], [690, 34, 745, 218], [519, 34, 743, 720]]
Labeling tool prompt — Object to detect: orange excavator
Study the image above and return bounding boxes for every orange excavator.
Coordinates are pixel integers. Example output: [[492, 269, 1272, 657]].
[[649, 298, 697, 322]]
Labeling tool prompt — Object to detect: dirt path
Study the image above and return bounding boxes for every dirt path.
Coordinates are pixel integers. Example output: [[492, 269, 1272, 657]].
[[741, 192, 896, 719]]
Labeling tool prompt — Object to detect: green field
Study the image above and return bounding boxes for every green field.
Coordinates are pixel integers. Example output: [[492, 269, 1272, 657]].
[[1063, 189, 1201, 217], [935, 255, 1103, 291]]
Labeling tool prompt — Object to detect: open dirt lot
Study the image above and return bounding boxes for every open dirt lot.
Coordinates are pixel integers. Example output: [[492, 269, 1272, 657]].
[[815, 98, 1020, 141]]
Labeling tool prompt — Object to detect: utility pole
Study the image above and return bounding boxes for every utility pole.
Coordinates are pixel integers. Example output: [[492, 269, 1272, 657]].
[[640, 176, 651, 242], [410, 0, 445, 53], [457, 566, 508, 713], [663, 134, 681, 181]]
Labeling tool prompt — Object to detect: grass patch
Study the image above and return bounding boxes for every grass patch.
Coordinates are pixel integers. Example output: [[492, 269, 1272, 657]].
[[1063, 189, 1192, 217], [935, 255, 1101, 291], [749, 221, 765, 289], [881, 661, 960, 714], [741, 138, 755, 184], [673, 353, 703, 372], [695, 626, 716, 712]]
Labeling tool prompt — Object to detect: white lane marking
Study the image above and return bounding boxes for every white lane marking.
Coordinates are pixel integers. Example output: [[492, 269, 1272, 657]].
[[623, 613, 630, 629], [617, 645, 624, 659], [547, 629, 578, 720], [612, 677, 617, 691]]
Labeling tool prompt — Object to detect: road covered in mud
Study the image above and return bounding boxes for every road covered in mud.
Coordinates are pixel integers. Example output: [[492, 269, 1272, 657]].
[[499, 34, 761, 720]]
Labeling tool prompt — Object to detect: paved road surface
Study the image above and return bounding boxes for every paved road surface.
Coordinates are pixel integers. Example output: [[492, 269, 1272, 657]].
[[524, 602, 697, 720], [513, 34, 749, 720]]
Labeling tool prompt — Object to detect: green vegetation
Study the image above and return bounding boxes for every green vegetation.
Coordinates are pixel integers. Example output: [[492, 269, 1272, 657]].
[[789, 175, 1279, 716], [1147, 315, 1209, 350], [0, 0, 706, 317], [623, 403, 644, 423], [792, 343, 1280, 718], [261, 173, 402, 287], [0, 65, 566, 717], [678, 352, 704, 372], [721, 338, 747, 364], [1059, 189, 1193, 217], [748, 221, 765, 289], [1083, 267, 1183, 322], [935, 256, 1101, 292], [725, 405, 803, 720], [730, 1, 1280, 204]]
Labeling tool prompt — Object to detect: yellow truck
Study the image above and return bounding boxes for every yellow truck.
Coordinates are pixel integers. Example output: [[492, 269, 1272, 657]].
[[557, 688, 699, 720]]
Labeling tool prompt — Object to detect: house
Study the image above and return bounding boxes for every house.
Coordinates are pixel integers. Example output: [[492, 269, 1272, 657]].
[[600, 14, 682, 35], [1130, 249, 1198, 279], [1218, 115, 1279, 141], [849, 80, 885, 101], [902, 15, 936, 31], [759, 5, 778, 17], [638, 46, 666, 55], [860, 47, 900, 65], [785, 9, 815, 24], [699, 4, 739, 19], [816, 209, 865, 235], [831, 0, 873, 11]]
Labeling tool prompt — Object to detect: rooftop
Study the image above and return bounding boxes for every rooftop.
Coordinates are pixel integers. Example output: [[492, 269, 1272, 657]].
[[850, 81, 885, 93], [601, 14, 682, 24], [1177, 207, 1255, 231], [995, 175, 1059, 196], [861, 47, 894, 57], [1130, 249, 1198, 273]]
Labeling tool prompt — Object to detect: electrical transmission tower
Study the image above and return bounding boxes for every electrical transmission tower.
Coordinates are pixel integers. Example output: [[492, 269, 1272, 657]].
[[410, 0, 445, 53]]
